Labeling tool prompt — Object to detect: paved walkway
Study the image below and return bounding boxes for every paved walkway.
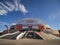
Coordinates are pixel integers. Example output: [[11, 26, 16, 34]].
[[36, 31, 60, 40]]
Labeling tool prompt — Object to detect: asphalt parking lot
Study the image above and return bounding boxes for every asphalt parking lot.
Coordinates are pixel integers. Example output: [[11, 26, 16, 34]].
[[0, 39, 60, 45]]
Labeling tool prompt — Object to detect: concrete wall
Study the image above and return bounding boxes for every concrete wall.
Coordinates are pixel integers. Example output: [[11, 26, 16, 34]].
[[52, 30, 59, 34]]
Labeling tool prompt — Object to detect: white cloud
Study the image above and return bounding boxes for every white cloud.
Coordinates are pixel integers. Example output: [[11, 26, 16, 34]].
[[0, 10, 7, 15], [0, 2, 13, 11], [0, 0, 28, 15], [12, 23, 16, 25], [14, 0, 19, 11], [19, 4, 28, 15], [5, 2, 15, 11]]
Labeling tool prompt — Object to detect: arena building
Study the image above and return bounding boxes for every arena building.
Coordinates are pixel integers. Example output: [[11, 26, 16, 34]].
[[0, 18, 60, 40], [10, 18, 52, 32]]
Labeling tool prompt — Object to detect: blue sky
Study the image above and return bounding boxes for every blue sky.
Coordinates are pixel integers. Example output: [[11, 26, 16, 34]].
[[0, 0, 60, 31]]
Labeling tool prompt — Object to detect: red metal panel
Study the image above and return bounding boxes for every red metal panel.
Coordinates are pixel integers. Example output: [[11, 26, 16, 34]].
[[38, 25, 44, 30], [16, 25, 22, 30]]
